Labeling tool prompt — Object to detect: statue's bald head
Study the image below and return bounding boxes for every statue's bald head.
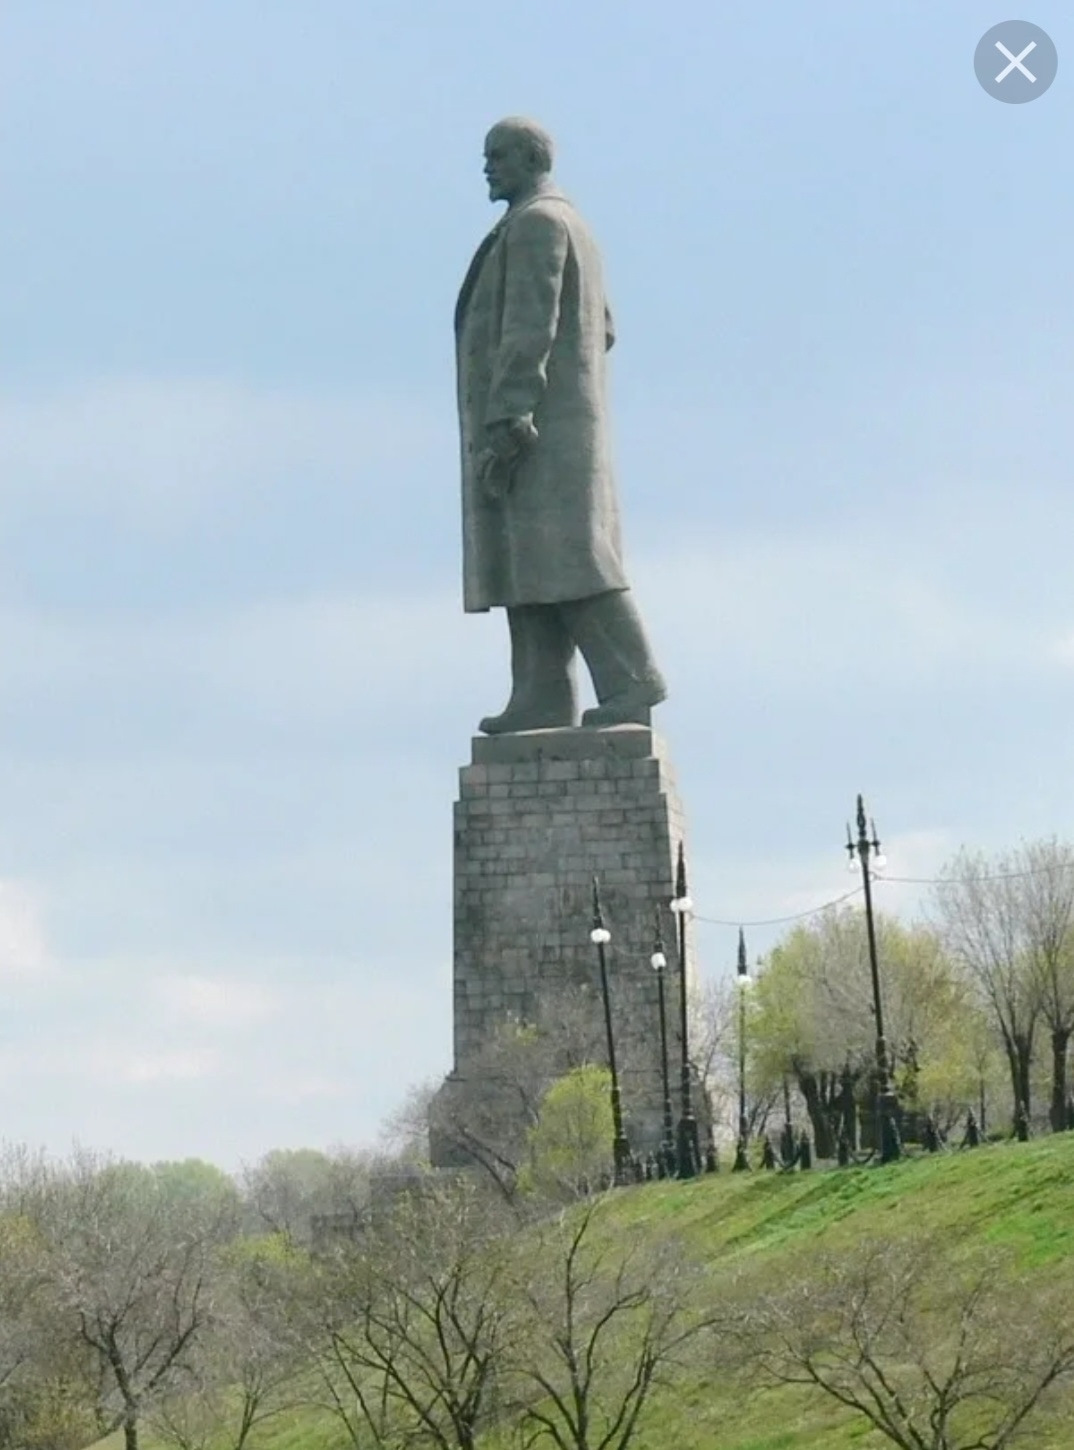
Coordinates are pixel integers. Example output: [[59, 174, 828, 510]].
[[483, 118, 555, 205], [487, 117, 554, 174]]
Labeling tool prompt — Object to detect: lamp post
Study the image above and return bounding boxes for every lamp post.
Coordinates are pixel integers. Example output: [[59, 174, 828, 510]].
[[671, 842, 700, 1179], [732, 928, 751, 1172], [590, 877, 632, 1186], [650, 909, 676, 1176], [845, 794, 901, 1164]]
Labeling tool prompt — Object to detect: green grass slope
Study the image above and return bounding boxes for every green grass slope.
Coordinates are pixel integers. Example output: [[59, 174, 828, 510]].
[[88, 1134, 1074, 1450]]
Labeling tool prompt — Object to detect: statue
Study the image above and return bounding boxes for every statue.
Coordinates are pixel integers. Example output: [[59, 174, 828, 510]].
[[455, 117, 668, 735]]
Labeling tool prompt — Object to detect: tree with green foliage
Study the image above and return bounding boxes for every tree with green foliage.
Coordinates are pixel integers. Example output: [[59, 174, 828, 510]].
[[426, 984, 635, 1202], [717, 1235, 1074, 1450], [519, 1065, 615, 1201], [750, 908, 977, 1155], [238, 1145, 375, 1245], [915, 995, 1009, 1135]]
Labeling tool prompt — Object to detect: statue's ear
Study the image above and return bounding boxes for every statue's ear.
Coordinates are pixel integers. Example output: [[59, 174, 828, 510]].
[[604, 303, 616, 351]]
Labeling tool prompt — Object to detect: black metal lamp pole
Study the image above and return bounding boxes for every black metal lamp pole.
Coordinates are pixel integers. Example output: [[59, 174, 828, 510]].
[[650, 909, 676, 1175], [846, 795, 901, 1164], [590, 877, 632, 1186], [671, 843, 700, 1178], [732, 928, 750, 1172]]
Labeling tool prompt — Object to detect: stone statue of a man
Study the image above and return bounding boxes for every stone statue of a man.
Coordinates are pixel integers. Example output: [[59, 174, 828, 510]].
[[455, 117, 667, 735]]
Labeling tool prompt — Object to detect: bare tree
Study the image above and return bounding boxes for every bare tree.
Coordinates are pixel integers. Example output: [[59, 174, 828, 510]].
[[506, 1198, 709, 1450], [147, 1233, 310, 1450], [428, 1022, 554, 1201], [307, 1177, 519, 1450], [429, 987, 623, 1202], [1019, 839, 1074, 1129], [718, 1236, 1074, 1450], [692, 975, 779, 1147], [932, 845, 1074, 1125], [0, 1144, 102, 1449], [25, 1148, 239, 1450]]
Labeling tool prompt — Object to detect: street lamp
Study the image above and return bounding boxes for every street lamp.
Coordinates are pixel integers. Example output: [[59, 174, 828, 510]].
[[650, 909, 676, 1176], [845, 794, 901, 1164], [590, 877, 633, 1186], [671, 842, 700, 1179], [732, 928, 751, 1172]]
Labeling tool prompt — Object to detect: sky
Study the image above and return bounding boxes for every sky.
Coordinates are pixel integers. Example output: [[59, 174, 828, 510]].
[[1, 1, 1071, 1174]]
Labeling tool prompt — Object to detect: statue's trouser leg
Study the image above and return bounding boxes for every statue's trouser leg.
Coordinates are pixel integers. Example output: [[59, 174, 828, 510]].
[[558, 590, 667, 719], [478, 605, 578, 734]]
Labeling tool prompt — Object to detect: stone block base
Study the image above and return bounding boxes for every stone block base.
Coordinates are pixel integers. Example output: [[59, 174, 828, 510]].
[[434, 725, 703, 1162]]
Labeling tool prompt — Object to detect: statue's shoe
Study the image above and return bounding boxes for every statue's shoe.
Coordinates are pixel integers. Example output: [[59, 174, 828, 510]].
[[581, 682, 667, 729], [478, 702, 578, 735]]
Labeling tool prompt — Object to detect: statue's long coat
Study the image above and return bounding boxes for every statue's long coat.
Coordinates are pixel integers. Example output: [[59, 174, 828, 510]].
[[455, 188, 629, 612]]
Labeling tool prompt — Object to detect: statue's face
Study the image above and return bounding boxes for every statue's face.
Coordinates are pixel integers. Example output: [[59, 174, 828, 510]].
[[483, 130, 534, 203]]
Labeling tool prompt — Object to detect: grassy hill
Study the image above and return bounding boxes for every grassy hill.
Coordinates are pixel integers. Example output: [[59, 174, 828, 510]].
[[89, 1133, 1074, 1450]]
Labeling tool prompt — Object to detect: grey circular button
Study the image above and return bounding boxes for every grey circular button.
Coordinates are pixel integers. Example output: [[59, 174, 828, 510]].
[[975, 21, 1058, 102]]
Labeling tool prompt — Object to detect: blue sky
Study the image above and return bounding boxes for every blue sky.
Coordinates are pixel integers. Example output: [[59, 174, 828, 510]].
[[1, 1, 1071, 1172]]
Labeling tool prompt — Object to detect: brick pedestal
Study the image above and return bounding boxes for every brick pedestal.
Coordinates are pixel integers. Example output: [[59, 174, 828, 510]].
[[432, 724, 701, 1162]]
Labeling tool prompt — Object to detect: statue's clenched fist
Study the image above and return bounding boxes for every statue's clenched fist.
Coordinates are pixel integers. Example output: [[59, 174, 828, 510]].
[[477, 415, 539, 501]]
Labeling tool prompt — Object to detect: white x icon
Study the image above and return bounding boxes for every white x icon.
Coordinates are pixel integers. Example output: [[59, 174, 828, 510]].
[[995, 39, 1037, 82]]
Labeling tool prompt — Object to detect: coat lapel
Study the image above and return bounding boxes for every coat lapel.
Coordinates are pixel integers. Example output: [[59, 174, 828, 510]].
[[454, 189, 570, 335], [454, 222, 504, 335]]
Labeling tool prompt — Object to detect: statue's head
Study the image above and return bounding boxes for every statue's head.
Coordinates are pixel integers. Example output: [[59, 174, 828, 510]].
[[483, 117, 554, 203]]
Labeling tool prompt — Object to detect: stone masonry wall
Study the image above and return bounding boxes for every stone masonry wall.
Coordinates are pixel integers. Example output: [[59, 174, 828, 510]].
[[446, 724, 699, 1155]]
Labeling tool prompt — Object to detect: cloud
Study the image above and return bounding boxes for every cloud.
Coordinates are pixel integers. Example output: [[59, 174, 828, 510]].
[[0, 880, 54, 981], [0, 1037, 223, 1086], [259, 1074, 346, 1104], [633, 537, 1054, 698], [103, 1049, 223, 1085], [154, 974, 287, 1028], [0, 526, 1054, 761], [0, 377, 454, 527], [0, 586, 495, 742], [1048, 630, 1074, 668]]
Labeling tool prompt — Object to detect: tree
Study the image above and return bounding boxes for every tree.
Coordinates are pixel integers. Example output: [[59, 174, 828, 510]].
[[429, 1018, 554, 1200], [0, 1210, 72, 1448], [307, 1177, 518, 1450], [1019, 840, 1074, 1130], [718, 1235, 1074, 1450], [932, 845, 1069, 1125], [0, 1146, 101, 1450], [429, 984, 627, 1202], [147, 1232, 310, 1450], [26, 1149, 239, 1450], [692, 974, 779, 1148], [507, 1198, 708, 1450], [915, 995, 1009, 1136], [238, 1146, 376, 1245], [518, 1066, 615, 1200], [750, 909, 974, 1154]]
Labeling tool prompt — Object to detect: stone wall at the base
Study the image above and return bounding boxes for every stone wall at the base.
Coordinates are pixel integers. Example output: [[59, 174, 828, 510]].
[[438, 724, 705, 1161]]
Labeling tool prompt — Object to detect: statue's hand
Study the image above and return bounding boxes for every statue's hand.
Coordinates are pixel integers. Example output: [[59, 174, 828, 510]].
[[478, 416, 538, 502]]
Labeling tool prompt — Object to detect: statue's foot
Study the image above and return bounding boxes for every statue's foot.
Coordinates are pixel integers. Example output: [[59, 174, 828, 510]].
[[581, 681, 667, 729], [478, 702, 578, 735]]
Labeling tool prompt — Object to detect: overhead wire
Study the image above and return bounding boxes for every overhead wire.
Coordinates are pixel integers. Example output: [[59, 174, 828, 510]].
[[691, 858, 1074, 933]]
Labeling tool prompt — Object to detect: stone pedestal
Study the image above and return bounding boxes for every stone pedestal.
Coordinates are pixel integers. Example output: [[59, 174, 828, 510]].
[[434, 725, 701, 1162]]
